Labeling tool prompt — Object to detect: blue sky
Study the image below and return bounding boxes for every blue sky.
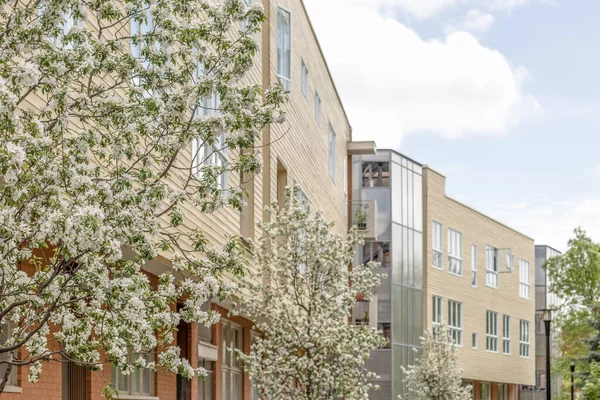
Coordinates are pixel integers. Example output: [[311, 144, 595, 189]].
[[304, 0, 600, 251]]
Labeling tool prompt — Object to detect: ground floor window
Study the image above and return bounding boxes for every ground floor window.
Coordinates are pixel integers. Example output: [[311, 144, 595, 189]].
[[222, 320, 243, 400], [198, 359, 214, 400], [0, 323, 17, 387], [111, 351, 154, 396], [480, 382, 490, 400]]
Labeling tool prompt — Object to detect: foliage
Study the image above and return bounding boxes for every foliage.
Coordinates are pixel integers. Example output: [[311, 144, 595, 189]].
[[401, 326, 472, 400], [234, 187, 386, 400], [545, 228, 600, 396], [0, 0, 284, 393]]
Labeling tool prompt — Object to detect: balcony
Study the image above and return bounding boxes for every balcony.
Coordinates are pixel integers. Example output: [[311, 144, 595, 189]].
[[350, 200, 378, 240]]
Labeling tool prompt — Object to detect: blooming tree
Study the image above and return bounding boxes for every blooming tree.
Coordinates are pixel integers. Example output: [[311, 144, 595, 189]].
[[234, 187, 386, 400], [401, 326, 472, 400], [0, 0, 283, 394]]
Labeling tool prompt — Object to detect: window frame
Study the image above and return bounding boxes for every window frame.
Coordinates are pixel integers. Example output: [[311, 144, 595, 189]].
[[276, 6, 292, 91], [328, 124, 336, 183], [485, 245, 498, 288], [222, 320, 243, 400], [198, 358, 214, 400], [520, 320, 530, 358], [447, 228, 462, 276], [471, 244, 477, 287], [111, 350, 155, 396], [314, 91, 322, 126], [486, 310, 498, 353], [432, 221, 443, 270], [448, 300, 463, 346], [432, 295, 443, 327], [472, 332, 478, 349], [503, 315, 511, 355], [0, 322, 17, 388], [300, 59, 309, 98], [519, 259, 530, 299]]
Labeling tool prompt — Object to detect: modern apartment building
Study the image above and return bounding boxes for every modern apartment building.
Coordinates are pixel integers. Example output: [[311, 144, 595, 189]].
[[351, 149, 536, 400], [3, 1, 361, 400], [521, 245, 563, 400]]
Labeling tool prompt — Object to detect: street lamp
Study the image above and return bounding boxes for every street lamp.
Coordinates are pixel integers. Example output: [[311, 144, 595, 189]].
[[542, 309, 553, 400], [570, 360, 575, 400]]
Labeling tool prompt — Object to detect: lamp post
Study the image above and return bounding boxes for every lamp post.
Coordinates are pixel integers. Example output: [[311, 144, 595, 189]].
[[542, 309, 553, 400], [570, 360, 575, 400]]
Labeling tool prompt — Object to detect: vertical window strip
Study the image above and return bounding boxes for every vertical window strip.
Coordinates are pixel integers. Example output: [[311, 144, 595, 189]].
[[328, 125, 336, 183], [432, 222, 443, 269], [519, 260, 530, 299], [276, 7, 291, 90], [486, 311, 498, 352], [503, 315, 511, 354], [520, 320, 530, 357], [486, 245, 498, 288], [315, 92, 322, 126], [471, 244, 477, 287], [301, 59, 309, 98], [448, 300, 462, 345], [432, 296, 442, 327], [448, 229, 462, 275]]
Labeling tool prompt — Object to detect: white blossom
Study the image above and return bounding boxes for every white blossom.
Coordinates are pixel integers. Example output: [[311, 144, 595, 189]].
[[234, 187, 386, 400], [0, 0, 284, 394]]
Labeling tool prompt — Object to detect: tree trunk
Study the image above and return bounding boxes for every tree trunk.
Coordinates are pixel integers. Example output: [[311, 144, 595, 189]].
[[0, 362, 13, 394]]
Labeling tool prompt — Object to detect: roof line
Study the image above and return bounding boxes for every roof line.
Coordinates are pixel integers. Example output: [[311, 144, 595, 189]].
[[378, 148, 424, 166], [300, 0, 351, 134]]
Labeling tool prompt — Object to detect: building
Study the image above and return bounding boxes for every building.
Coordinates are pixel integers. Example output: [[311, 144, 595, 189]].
[[520, 245, 563, 400], [2, 1, 362, 399], [350, 149, 537, 400]]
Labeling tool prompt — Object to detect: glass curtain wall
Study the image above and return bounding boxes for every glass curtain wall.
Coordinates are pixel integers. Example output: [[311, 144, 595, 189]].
[[353, 151, 424, 400]]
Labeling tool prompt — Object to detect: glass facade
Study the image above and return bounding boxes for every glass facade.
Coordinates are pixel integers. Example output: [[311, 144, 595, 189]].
[[352, 150, 423, 399]]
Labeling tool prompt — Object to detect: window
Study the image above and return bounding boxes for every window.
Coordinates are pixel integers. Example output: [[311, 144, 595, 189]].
[[112, 351, 154, 396], [520, 320, 530, 357], [486, 311, 498, 352], [131, 4, 153, 86], [472, 333, 478, 349], [198, 359, 214, 400], [277, 7, 291, 91], [520, 259, 530, 299], [242, 0, 255, 34], [0, 323, 17, 387], [250, 333, 261, 400], [498, 383, 508, 400], [503, 315, 511, 354], [432, 222, 443, 269], [448, 229, 462, 275], [448, 300, 462, 345], [328, 125, 336, 183], [222, 320, 243, 400], [471, 245, 477, 287], [198, 302, 213, 344], [314, 92, 322, 126], [192, 135, 227, 190], [486, 245, 498, 288], [432, 296, 443, 327], [301, 60, 309, 98], [480, 382, 490, 400], [361, 162, 390, 187], [343, 156, 348, 217]]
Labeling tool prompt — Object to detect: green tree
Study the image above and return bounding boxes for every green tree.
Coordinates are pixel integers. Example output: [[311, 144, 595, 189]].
[[544, 228, 600, 397]]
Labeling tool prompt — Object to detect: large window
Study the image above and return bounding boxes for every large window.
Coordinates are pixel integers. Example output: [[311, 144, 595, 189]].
[[432, 295, 443, 327], [276, 7, 291, 91], [112, 351, 154, 396], [480, 382, 490, 400], [328, 125, 336, 183], [503, 315, 511, 355], [198, 359, 214, 400], [301, 59, 309, 98], [448, 229, 462, 275], [361, 162, 390, 187], [222, 320, 243, 400], [131, 5, 153, 87], [486, 246, 498, 288], [192, 134, 227, 190], [520, 320, 530, 357], [432, 222, 443, 270], [486, 311, 498, 352], [471, 245, 477, 287], [448, 300, 462, 345], [0, 323, 17, 387], [519, 259, 530, 299], [198, 302, 213, 344]]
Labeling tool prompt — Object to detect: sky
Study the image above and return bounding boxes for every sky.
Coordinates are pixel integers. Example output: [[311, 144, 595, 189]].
[[303, 0, 600, 252]]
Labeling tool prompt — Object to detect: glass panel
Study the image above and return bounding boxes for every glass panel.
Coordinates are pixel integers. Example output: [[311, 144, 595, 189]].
[[413, 173, 423, 232], [392, 224, 402, 284], [402, 227, 409, 284], [407, 230, 414, 286], [402, 167, 408, 225], [233, 371, 242, 400], [391, 162, 402, 223], [414, 232, 423, 289], [407, 172, 413, 229]]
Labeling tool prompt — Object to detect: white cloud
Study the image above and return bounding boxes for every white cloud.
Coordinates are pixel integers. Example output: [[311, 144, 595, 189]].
[[462, 9, 495, 32], [304, 0, 542, 149], [345, 0, 462, 19], [488, 199, 600, 252]]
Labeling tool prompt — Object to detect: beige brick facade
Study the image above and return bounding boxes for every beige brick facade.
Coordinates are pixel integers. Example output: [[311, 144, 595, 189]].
[[423, 166, 536, 391]]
